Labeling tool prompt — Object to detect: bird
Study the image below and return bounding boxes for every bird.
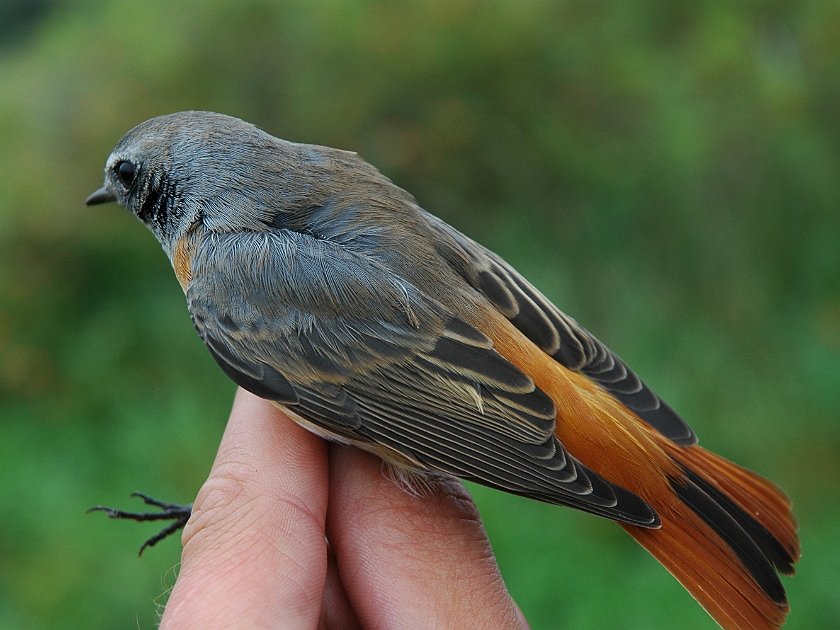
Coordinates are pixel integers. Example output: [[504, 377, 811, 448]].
[[86, 111, 799, 630]]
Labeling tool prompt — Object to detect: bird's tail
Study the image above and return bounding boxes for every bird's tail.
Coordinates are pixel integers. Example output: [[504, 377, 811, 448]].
[[482, 317, 800, 629], [621, 444, 800, 630]]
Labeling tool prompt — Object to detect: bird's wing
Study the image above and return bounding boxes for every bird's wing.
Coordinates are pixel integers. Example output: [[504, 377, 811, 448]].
[[186, 228, 658, 527], [426, 214, 697, 446]]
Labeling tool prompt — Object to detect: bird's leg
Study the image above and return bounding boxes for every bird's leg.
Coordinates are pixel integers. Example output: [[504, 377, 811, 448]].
[[88, 492, 192, 556]]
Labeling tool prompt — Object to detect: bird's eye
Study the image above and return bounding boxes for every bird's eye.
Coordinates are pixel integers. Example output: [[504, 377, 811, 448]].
[[116, 161, 136, 188]]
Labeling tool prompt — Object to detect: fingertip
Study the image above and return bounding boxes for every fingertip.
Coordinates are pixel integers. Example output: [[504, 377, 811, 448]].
[[513, 600, 532, 630], [160, 390, 330, 629], [184, 389, 329, 553]]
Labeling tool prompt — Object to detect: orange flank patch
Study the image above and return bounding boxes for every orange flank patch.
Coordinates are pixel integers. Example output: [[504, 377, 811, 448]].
[[173, 233, 194, 293]]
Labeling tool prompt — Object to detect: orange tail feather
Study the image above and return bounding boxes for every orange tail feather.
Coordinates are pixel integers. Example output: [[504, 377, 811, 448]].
[[622, 510, 787, 629], [622, 444, 800, 630], [546, 368, 799, 629], [667, 444, 800, 571], [484, 316, 800, 629]]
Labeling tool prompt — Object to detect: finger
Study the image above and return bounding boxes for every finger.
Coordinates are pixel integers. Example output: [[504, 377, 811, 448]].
[[513, 600, 532, 630], [325, 444, 527, 630], [160, 389, 330, 630], [318, 540, 363, 630]]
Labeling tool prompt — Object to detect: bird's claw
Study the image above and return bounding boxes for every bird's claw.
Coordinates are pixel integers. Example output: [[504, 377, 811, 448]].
[[88, 492, 193, 556]]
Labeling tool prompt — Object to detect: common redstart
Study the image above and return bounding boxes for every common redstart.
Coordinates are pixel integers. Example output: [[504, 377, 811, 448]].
[[86, 111, 799, 629]]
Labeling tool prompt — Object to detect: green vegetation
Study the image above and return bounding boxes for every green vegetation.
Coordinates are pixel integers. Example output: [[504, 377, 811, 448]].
[[0, 1, 837, 627]]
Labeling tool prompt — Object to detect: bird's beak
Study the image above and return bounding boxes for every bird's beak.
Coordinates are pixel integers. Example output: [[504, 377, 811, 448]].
[[85, 187, 116, 206]]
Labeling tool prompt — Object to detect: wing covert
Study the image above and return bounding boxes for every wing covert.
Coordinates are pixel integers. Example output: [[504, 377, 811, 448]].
[[427, 213, 698, 446], [187, 229, 659, 527]]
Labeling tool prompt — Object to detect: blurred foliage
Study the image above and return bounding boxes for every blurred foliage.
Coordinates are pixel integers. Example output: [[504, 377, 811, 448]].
[[0, 0, 838, 628]]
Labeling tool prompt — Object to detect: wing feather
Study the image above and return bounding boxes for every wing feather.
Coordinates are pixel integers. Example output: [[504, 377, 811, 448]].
[[427, 214, 697, 446], [187, 229, 658, 527]]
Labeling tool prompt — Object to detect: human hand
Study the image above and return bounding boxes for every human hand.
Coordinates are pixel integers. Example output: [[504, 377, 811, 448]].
[[158, 388, 530, 629]]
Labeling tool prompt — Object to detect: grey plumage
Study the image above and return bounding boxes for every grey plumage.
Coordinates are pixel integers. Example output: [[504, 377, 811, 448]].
[[87, 112, 802, 629], [88, 111, 666, 526]]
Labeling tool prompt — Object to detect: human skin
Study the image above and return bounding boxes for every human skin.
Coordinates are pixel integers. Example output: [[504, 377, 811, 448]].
[[159, 388, 530, 630]]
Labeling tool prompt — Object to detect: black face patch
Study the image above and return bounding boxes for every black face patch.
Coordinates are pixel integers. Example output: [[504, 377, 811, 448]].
[[137, 172, 176, 229]]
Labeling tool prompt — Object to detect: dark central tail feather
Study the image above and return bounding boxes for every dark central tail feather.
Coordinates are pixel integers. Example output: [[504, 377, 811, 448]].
[[619, 446, 799, 630], [676, 464, 796, 577], [671, 446, 800, 574], [670, 471, 787, 605]]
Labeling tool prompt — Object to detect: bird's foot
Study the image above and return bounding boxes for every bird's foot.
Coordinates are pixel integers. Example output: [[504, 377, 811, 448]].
[[88, 492, 192, 556]]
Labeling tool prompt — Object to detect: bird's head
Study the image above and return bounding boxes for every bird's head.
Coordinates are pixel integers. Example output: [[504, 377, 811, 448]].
[[86, 110, 349, 256]]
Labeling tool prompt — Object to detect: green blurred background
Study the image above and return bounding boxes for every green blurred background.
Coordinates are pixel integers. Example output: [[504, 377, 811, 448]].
[[0, 0, 837, 628]]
